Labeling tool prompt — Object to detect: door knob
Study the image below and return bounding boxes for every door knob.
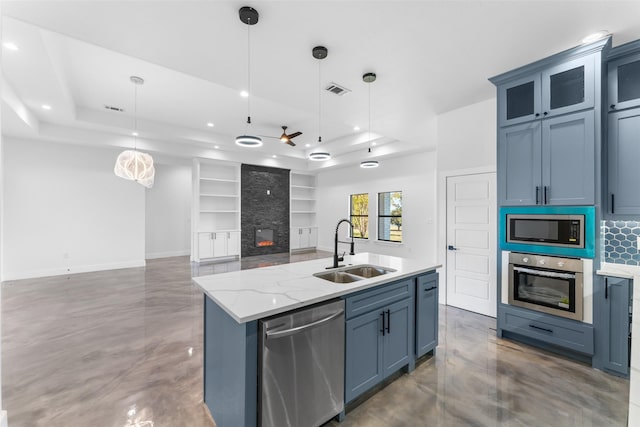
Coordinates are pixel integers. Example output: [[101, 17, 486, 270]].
[[448, 245, 457, 251]]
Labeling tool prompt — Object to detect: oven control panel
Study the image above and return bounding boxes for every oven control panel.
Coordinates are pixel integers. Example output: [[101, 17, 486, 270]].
[[509, 252, 583, 273]]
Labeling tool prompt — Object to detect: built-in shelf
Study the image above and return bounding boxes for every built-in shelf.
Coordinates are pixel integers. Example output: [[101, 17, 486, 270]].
[[193, 159, 241, 262], [290, 172, 318, 251]]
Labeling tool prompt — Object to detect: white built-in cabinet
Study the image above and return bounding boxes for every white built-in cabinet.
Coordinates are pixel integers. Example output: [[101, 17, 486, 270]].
[[290, 172, 317, 251], [192, 159, 241, 262]]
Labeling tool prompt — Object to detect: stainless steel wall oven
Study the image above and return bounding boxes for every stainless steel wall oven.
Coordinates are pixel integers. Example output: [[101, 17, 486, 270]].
[[508, 252, 584, 321]]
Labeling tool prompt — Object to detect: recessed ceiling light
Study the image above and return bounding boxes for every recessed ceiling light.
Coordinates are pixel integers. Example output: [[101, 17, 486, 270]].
[[132, 132, 139, 136], [207, 122, 215, 127], [353, 126, 360, 131], [3, 42, 18, 51], [372, 142, 377, 146], [240, 90, 249, 98], [305, 143, 311, 148], [582, 30, 609, 44], [214, 145, 219, 149], [272, 155, 277, 158], [41, 104, 51, 110]]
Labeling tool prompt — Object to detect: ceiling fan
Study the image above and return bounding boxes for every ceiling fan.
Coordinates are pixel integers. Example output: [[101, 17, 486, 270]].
[[262, 126, 302, 146]]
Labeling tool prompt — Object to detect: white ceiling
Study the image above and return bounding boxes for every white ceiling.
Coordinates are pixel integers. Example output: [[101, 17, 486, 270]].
[[2, 1, 640, 171]]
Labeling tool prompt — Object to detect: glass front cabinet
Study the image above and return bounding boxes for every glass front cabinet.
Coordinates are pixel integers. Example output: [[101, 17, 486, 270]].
[[608, 50, 640, 112], [498, 55, 595, 127]]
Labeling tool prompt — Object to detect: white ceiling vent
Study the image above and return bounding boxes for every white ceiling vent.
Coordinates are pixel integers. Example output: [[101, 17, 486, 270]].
[[104, 105, 124, 112], [325, 83, 351, 96]]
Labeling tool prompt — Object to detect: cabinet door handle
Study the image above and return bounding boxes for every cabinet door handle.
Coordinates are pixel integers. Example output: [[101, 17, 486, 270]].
[[611, 194, 615, 214], [535, 113, 540, 117], [535, 186, 540, 204], [380, 312, 385, 336], [385, 310, 391, 334], [543, 111, 548, 116], [610, 104, 616, 110], [529, 324, 553, 333], [424, 287, 437, 292], [605, 277, 608, 299], [544, 186, 548, 205]]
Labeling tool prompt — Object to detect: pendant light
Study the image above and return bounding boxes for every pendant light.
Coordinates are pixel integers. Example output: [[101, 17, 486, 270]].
[[235, 6, 262, 148], [114, 76, 155, 188], [360, 72, 379, 168], [308, 46, 331, 161]]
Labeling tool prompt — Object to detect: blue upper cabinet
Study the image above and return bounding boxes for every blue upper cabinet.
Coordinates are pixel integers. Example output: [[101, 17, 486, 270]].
[[497, 55, 595, 127], [608, 42, 640, 112], [492, 37, 610, 207], [607, 109, 640, 217]]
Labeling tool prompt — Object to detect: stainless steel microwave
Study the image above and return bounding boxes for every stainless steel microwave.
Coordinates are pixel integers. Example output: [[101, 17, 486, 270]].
[[506, 214, 585, 249]]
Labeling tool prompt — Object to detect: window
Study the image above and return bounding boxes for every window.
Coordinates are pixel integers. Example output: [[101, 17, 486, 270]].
[[378, 191, 402, 242], [349, 193, 369, 238]]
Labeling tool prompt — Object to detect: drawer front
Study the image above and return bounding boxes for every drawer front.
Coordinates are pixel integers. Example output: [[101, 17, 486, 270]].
[[500, 305, 594, 355], [345, 279, 413, 320], [417, 272, 438, 290]]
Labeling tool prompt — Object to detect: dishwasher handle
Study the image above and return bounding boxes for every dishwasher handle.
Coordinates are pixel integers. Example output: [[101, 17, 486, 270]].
[[265, 309, 344, 340]]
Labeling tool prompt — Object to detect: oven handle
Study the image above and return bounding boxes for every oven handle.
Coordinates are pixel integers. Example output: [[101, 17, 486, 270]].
[[513, 266, 576, 279]]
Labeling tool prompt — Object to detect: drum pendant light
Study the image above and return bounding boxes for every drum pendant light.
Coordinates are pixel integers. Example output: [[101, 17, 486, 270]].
[[114, 76, 155, 188], [235, 6, 262, 148], [360, 72, 379, 168], [308, 46, 331, 161]]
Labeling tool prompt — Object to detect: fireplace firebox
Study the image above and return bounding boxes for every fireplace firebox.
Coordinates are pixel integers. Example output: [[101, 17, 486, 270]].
[[256, 228, 275, 247]]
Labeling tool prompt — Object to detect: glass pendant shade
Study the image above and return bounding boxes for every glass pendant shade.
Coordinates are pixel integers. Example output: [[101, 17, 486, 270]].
[[360, 160, 379, 168], [114, 149, 155, 188], [308, 151, 331, 161], [235, 135, 263, 147]]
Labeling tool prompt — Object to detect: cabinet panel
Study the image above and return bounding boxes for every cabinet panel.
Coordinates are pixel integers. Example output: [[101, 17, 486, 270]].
[[198, 233, 214, 259], [607, 109, 640, 216], [498, 74, 541, 127], [416, 274, 439, 358], [498, 121, 542, 205], [542, 110, 595, 205], [227, 232, 240, 256], [345, 310, 383, 403], [609, 53, 640, 111], [542, 55, 595, 117], [212, 232, 227, 257], [308, 228, 318, 248], [299, 228, 310, 248], [382, 298, 412, 377], [595, 276, 631, 377]]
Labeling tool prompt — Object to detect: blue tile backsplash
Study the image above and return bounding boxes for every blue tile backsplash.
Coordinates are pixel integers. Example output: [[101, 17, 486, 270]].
[[602, 220, 640, 266]]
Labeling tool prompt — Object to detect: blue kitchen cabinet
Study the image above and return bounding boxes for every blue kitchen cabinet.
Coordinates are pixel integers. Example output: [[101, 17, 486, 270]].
[[608, 43, 640, 112], [607, 109, 640, 217], [416, 272, 439, 358], [498, 110, 594, 206], [594, 276, 632, 377], [497, 54, 596, 127], [344, 279, 414, 403]]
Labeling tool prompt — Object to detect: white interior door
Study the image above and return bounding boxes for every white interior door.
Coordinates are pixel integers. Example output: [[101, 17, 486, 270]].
[[446, 173, 497, 317]]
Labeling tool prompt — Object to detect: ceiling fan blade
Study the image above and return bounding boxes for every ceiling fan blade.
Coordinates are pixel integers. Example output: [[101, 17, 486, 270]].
[[287, 131, 302, 139], [287, 140, 296, 147]]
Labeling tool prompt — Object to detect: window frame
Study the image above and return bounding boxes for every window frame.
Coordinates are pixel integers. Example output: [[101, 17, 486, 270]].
[[377, 191, 403, 243], [349, 193, 370, 239]]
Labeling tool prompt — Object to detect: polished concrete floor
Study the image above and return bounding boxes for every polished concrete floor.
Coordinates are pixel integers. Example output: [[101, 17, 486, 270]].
[[2, 252, 630, 427]]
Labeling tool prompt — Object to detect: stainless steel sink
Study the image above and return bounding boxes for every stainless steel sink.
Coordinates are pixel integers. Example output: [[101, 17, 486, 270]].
[[313, 271, 362, 283], [342, 265, 396, 278], [313, 264, 396, 283]]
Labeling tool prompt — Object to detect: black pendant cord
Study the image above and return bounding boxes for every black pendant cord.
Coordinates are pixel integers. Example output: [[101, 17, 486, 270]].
[[318, 59, 322, 144], [246, 21, 252, 131], [368, 78, 372, 153]]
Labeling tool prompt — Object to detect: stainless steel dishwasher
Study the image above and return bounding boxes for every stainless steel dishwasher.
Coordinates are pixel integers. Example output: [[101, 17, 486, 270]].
[[259, 299, 345, 427]]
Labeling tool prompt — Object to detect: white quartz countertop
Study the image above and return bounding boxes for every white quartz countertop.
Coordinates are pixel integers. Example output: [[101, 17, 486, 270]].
[[596, 262, 640, 280], [192, 252, 440, 323]]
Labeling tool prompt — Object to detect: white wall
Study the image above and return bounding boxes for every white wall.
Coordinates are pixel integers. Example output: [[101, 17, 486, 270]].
[[436, 97, 497, 304], [2, 138, 146, 280], [316, 151, 437, 264], [145, 163, 191, 259]]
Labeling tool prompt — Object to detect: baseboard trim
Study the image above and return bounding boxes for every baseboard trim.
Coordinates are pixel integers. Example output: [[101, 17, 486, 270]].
[[145, 250, 190, 260], [2, 260, 147, 281]]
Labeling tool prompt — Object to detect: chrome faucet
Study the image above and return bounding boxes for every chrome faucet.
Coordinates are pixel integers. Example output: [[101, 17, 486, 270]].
[[328, 219, 355, 269]]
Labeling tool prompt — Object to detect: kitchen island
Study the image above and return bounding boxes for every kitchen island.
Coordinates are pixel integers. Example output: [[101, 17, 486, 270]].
[[193, 252, 440, 427]]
